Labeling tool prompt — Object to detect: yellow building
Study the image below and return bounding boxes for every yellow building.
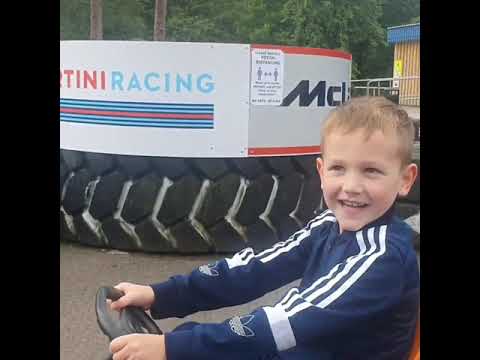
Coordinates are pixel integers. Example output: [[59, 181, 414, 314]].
[[387, 23, 420, 106]]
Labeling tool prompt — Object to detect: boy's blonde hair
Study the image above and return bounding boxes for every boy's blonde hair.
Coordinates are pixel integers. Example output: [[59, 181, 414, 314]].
[[321, 96, 415, 166]]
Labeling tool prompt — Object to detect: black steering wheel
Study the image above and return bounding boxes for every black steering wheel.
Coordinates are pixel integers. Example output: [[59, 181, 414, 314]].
[[95, 286, 162, 342]]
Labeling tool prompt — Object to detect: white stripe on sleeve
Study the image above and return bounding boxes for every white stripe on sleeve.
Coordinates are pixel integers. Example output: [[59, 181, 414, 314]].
[[262, 225, 388, 346], [256, 210, 333, 259], [300, 230, 367, 299], [225, 248, 255, 269], [259, 216, 336, 264], [263, 304, 297, 351], [304, 228, 377, 303], [225, 212, 336, 269], [284, 227, 384, 317], [317, 225, 387, 308]]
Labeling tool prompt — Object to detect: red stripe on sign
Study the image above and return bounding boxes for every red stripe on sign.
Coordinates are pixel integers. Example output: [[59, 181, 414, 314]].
[[60, 108, 213, 120], [248, 146, 322, 156], [251, 44, 352, 60]]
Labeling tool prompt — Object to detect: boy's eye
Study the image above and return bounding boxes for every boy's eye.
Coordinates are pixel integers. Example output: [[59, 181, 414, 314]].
[[365, 168, 382, 174], [328, 165, 344, 173]]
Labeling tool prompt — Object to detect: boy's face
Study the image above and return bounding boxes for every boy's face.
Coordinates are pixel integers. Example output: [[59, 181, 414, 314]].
[[316, 129, 417, 233]]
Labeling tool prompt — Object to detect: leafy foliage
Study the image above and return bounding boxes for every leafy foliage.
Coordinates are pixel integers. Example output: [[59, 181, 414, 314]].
[[60, 0, 419, 78]]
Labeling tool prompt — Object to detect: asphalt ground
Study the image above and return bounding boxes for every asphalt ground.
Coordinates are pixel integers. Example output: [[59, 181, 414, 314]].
[[60, 242, 298, 360]]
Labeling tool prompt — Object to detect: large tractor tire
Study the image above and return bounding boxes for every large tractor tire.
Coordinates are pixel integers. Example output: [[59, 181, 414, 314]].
[[60, 150, 325, 254], [60, 150, 420, 254]]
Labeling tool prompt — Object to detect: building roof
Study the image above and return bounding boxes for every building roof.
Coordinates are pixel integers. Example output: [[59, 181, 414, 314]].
[[387, 23, 420, 44]]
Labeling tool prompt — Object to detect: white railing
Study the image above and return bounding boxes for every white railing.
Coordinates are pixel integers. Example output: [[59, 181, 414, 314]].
[[351, 76, 420, 107]]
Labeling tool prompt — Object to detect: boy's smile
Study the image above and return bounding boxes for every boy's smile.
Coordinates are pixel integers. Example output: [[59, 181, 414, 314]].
[[317, 129, 417, 233]]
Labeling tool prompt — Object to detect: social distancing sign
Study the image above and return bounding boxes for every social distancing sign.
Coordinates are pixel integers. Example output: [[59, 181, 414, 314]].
[[250, 49, 284, 105]]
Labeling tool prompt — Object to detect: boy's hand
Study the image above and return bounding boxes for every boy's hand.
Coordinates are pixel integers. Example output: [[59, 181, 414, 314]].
[[110, 334, 166, 360], [109, 282, 155, 311]]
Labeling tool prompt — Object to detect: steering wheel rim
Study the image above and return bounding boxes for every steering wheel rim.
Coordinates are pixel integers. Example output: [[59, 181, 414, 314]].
[[95, 286, 162, 341]]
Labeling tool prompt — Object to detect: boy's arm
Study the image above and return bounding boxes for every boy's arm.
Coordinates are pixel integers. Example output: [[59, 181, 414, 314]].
[[163, 225, 417, 360], [148, 210, 336, 319]]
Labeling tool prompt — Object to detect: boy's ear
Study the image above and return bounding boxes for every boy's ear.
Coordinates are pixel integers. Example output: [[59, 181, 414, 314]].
[[316, 157, 325, 188], [398, 163, 418, 197]]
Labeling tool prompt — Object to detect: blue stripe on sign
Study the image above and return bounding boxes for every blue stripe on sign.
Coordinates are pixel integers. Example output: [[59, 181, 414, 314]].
[[60, 117, 213, 129], [60, 113, 213, 124], [60, 114, 212, 126], [60, 98, 214, 109], [60, 104, 214, 114]]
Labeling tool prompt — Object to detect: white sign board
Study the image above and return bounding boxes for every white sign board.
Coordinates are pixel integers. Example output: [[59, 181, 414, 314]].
[[60, 41, 351, 158], [60, 41, 250, 158], [250, 49, 284, 105]]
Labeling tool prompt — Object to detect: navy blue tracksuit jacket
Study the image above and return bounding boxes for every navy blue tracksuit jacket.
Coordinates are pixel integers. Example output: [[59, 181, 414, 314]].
[[149, 208, 420, 359]]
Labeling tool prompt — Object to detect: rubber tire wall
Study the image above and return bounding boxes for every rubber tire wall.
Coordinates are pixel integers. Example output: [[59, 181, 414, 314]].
[[60, 150, 420, 254]]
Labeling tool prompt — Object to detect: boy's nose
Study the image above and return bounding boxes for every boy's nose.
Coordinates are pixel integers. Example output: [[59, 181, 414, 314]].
[[342, 174, 362, 194]]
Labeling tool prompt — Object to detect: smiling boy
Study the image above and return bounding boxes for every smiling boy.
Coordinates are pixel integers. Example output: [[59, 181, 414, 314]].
[[317, 96, 417, 232], [109, 96, 420, 360]]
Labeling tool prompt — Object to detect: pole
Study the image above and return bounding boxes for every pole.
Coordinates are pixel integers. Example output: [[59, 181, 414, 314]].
[[153, 0, 167, 41], [90, 0, 103, 40]]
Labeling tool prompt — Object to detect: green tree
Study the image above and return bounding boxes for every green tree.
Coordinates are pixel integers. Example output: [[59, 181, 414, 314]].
[[60, 0, 149, 40], [60, 0, 419, 78], [103, 1, 148, 40], [60, 0, 90, 39]]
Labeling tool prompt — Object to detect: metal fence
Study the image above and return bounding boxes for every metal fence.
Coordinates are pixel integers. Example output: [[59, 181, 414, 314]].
[[351, 76, 420, 107]]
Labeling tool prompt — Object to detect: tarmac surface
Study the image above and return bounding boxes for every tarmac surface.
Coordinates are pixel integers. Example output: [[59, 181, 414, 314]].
[[60, 242, 298, 360]]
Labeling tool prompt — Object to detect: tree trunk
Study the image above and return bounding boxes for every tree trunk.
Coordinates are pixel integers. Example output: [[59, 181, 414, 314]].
[[153, 0, 167, 41], [90, 0, 103, 40]]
